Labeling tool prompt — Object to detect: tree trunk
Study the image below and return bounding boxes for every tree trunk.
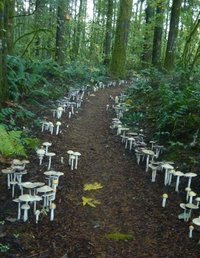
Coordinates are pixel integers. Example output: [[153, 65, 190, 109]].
[[164, 0, 182, 71], [141, 0, 154, 66], [55, 0, 68, 64], [110, 0, 133, 78], [4, 0, 15, 55], [0, 0, 8, 107], [103, 0, 113, 64], [152, 0, 166, 68]]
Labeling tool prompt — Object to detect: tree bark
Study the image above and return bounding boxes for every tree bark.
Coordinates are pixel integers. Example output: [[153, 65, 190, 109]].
[[4, 0, 15, 55], [0, 0, 8, 107], [110, 0, 133, 78], [141, 0, 154, 66], [164, 0, 182, 71], [55, 0, 68, 64], [152, 0, 166, 68], [103, 0, 113, 65]]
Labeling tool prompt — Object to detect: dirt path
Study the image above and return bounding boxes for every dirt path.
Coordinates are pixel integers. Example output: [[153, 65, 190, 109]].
[[1, 85, 200, 258]]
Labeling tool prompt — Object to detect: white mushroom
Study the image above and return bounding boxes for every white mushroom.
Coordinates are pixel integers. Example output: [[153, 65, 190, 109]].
[[46, 152, 56, 170], [73, 152, 81, 170], [67, 150, 74, 165], [42, 142, 52, 154], [57, 107, 64, 119], [50, 203, 56, 221], [70, 155, 76, 170], [195, 197, 200, 207], [189, 225, 194, 238], [161, 163, 174, 185], [162, 193, 168, 208], [56, 121, 61, 135], [185, 187, 191, 202], [36, 148, 45, 165], [188, 191, 196, 204], [185, 172, 197, 188], [13, 198, 21, 220], [35, 210, 41, 224], [1, 168, 15, 189], [21, 204, 30, 222], [174, 171, 184, 192], [48, 122, 54, 134], [178, 203, 189, 221]]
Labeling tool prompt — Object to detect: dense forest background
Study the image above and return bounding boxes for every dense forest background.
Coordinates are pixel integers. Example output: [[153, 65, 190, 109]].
[[0, 0, 200, 166]]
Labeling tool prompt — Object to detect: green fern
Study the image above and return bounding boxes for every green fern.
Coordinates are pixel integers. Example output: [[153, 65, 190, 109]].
[[0, 125, 26, 157]]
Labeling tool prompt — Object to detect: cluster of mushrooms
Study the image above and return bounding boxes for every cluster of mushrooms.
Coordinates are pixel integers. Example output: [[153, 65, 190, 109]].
[[1, 158, 63, 223], [1, 87, 88, 223], [110, 90, 200, 241]]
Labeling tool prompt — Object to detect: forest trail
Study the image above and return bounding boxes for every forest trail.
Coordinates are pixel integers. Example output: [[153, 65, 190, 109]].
[[0, 85, 199, 258]]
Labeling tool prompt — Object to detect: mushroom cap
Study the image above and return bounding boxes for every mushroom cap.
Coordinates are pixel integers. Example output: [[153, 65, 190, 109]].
[[44, 171, 64, 176], [21, 160, 30, 164], [189, 225, 194, 230], [184, 172, 197, 178], [20, 182, 36, 189], [180, 203, 186, 209], [21, 204, 30, 209], [12, 159, 23, 165], [185, 203, 198, 209], [37, 185, 54, 193], [162, 193, 168, 198], [193, 216, 200, 226], [35, 210, 41, 215], [1, 168, 14, 174], [185, 187, 191, 192], [36, 149, 45, 155], [141, 149, 155, 156], [67, 150, 74, 155], [70, 155, 76, 160], [57, 107, 64, 111], [73, 152, 81, 156], [56, 121, 61, 126], [188, 191, 197, 197], [13, 198, 20, 203], [162, 163, 174, 170], [42, 142, 52, 147], [48, 122, 54, 126], [19, 194, 36, 202], [174, 171, 184, 176], [45, 152, 56, 157], [195, 197, 200, 202], [50, 203, 56, 209]]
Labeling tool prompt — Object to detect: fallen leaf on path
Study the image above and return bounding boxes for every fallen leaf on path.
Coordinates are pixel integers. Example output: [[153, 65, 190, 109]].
[[83, 182, 103, 191], [82, 196, 101, 207]]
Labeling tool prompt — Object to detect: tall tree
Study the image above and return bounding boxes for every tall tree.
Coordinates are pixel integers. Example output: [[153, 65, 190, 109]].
[[110, 0, 133, 78], [4, 0, 15, 55], [164, 0, 182, 71], [55, 0, 69, 64], [103, 0, 114, 64], [141, 0, 154, 65], [152, 0, 166, 68], [0, 0, 8, 106]]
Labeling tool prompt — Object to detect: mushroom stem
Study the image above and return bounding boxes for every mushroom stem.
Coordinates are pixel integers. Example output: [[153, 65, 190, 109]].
[[162, 194, 168, 207], [69, 111, 72, 118], [175, 176, 180, 192], [35, 210, 40, 224], [48, 157, 52, 170], [189, 225, 194, 238], [56, 125, 60, 135]]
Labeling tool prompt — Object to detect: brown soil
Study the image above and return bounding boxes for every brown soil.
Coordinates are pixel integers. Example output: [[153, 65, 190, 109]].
[[0, 85, 200, 258]]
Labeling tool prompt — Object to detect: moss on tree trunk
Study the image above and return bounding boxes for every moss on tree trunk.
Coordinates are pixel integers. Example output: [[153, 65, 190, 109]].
[[110, 0, 133, 78], [0, 0, 8, 107]]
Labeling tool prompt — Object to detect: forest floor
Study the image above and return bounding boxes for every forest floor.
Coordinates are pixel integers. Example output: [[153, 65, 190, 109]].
[[0, 84, 200, 258]]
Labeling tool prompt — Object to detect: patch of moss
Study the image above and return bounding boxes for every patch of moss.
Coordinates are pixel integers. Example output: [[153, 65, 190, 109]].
[[106, 232, 134, 241]]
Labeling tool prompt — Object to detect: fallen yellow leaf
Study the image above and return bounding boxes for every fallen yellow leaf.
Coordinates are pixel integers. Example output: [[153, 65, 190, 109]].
[[82, 196, 101, 207], [83, 182, 103, 191]]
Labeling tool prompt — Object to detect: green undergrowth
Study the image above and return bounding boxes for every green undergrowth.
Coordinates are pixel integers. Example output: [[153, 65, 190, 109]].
[[123, 67, 200, 169]]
